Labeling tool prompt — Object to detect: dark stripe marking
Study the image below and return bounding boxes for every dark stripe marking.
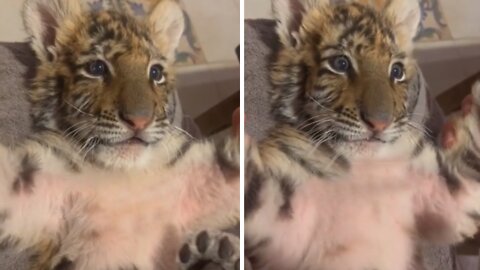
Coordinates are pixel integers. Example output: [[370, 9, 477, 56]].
[[245, 162, 265, 219], [411, 139, 425, 158], [53, 257, 75, 270], [278, 142, 326, 178], [31, 137, 81, 172], [12, 154, 39, 194], [215, 142, 239, 181], [466, 129, 480, 154], [468, 211, 480, 220], [245, 237, 271, 255], [407, 72, 422, 114], [167, 139, 193, 166], [0, 236, 19, 250], [245, 237, 272, 267], [278, 176, 294, 219], [323, 143, 350, 170], [462, 149, 480, 180], [436, 150, 461, 191]]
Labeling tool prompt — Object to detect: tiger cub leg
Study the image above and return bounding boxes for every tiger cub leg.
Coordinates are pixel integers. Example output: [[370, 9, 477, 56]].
[[438, 81, 480, 241], [0, 147, 63, 269], [0, 147, 123, 270], [174, 137, 240, 270]]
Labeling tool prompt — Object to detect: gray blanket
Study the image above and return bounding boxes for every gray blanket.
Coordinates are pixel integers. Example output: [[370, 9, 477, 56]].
[[244, 19, 455, 270], [0, 43, 34, 147]]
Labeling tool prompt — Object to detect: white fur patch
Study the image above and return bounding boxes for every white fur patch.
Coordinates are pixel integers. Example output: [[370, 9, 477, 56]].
[[0, 135, 239, 268]]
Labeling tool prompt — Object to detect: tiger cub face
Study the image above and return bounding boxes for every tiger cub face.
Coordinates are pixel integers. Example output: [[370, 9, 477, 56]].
[[23, 0, 184, 169], [271, 0, 423, 151]]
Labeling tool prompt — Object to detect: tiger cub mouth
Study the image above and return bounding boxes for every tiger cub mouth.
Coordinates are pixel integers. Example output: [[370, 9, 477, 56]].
[[98, 136, 149, 147], [117, 137, 150, 146]]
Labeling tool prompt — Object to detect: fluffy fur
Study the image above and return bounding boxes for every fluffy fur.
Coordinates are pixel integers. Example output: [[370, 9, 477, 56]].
[[23, 0, 183, 169], [0, 0, 239, 269], [245, 0, 480, 269]]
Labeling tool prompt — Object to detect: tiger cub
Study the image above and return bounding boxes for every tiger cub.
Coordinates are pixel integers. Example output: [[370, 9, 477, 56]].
[[0, 0, 239, 269], [245, 0, 480, 269]]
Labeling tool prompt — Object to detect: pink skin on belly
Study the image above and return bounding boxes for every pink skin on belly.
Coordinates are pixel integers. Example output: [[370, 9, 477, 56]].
[[4, 162, 238, 268], [260, 160, 458, 270]]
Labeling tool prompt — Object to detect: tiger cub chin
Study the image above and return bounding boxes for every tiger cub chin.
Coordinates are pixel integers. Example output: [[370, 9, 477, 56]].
[[0, 0, 239, 269], [245, 0, 480, 269]]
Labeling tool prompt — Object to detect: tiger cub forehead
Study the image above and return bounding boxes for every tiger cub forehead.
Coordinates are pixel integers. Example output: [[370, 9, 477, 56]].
[[301, 3, 403, 62], [55, 10, 164, 66]]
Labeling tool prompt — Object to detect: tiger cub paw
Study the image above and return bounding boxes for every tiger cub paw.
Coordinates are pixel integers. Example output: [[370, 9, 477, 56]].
[[440, 81, 480, 169], [454, 211, 479, 242], [178, 230, 240, 270], [440, 81, 480, 241]]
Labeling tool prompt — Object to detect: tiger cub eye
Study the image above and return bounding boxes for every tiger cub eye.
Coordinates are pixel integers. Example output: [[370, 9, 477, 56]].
[[86, 60, 108, 77], [329, 55, 350, 73], [149, 64, 165, 84], [390, 62, 405, 82]]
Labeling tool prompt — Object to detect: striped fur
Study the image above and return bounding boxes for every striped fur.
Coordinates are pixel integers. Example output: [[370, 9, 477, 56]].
[[24, 0, 182, 169], [1, 132, 240, 269], [0, 0, 239, 269], [246, 0, 480, 269]]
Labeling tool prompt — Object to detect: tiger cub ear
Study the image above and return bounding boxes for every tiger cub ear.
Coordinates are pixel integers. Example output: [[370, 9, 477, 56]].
[[383, 0, 421, 50], [23, 0, 83, 62], [149, 0, 185, 62], [272, 0, 329, 49]]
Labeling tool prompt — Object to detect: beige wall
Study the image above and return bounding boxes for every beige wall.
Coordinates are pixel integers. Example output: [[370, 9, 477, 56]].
[[0, 0, 27, 42], [245, 0, 270, 19]]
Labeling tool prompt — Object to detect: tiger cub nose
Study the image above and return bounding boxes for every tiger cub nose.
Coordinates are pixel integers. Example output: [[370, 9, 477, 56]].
[[361, 113, 392, 133], [119, 112, 153, 131]]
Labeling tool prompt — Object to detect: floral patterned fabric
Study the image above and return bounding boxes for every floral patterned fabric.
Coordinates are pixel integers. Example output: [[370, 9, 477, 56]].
[[415, 0, 452, 42]]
